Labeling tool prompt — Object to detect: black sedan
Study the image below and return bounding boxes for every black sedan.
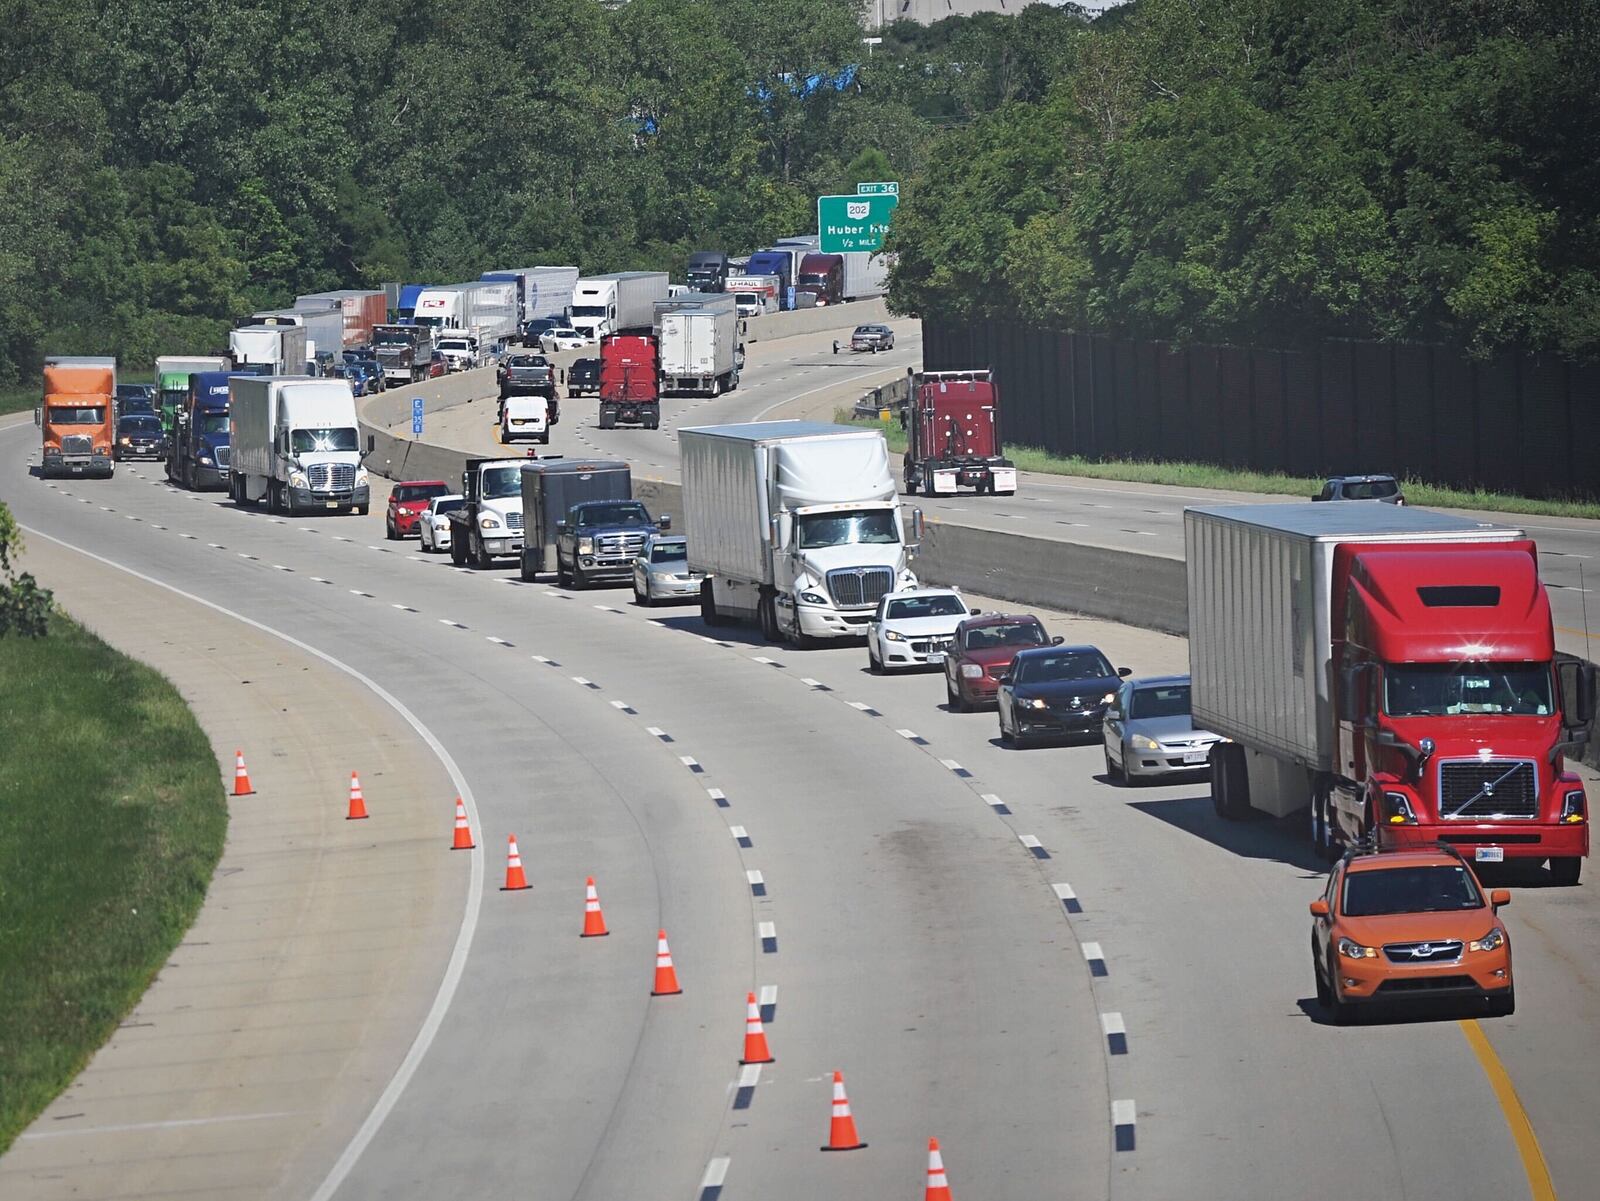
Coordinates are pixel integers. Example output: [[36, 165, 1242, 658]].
[[115, 414, 167, 461], [997, 645, 1131, 747]]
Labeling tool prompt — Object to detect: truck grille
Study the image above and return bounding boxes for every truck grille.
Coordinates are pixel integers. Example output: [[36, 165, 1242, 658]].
[[1439, 760, 1537, 819], [214, 445, 230, 469], [307, 463, 356, 492], [62, 434, 92, 455], [597, 532, 646, 558], [1382, 940, 1463, 965], [826, 566, 894, 609], [505, 510, 524, 531]]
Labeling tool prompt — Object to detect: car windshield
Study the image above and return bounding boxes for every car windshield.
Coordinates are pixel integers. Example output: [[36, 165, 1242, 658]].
[[481, 467, 521, 499], [1343, 865, 1483, 916], [1131, 684, 1192, 718], [397, 483, 449, 502], [964, 622, 1045, 651], [50, 405, 107, 424], [796, 508, 899, 549], [1384, 663, 1552, 717], [433, 498, 465, 515], [121, 398, 155, 414], [197, 413, 229, 435], [119, 416, 161, 433], [651, 542, 688, 563], [290, 427, 358, 453], [1015, 650, 1112, 683], [1342, 479, 1399, 499], [887, 594, 966, 620], [576, 502, 650, 526], [853, 326, 877, 336]]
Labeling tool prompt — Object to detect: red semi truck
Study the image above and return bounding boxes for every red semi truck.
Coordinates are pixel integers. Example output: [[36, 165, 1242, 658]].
[[597, 333, 660, 429], [1188, 504, 1593, 882], [901, 369, 1016, 497]]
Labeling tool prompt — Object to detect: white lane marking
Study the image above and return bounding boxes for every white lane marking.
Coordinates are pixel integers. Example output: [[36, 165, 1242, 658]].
[[1112, 1098, 1136, 1124], [1053, 882, 1080, 906], [757, 921, 777, 948], [1082, 941, 1105, 962], [609, 700, 632, 711], [801, 677, 825, 688], [273, 564, 293, 572], [679, 754, 702, 770], [940, 758, 963, 772], [152, 524, 166, 530], [592, 604, 621, 613], [847, 701, 879, 715], [1019, 834, 1044, 850], [334, 536, 352, 542], [746, 869, 765, 889], [20, 1110, 301, 1140], [350, 589, 373, 598], [300, 527, 318, 533], [571, 675, 593, 686], [237, 552, 256, 560], [983, 794, 1008, 811], [486, 636, 512, 645], [310, 577, 330, 584], [707, 787, 728, 806], [124, 513, 139, 520], [896, 729, 920, 740], [730, 826, 749, 842], [1101, 1011, 1127, 1036], [646, 727, 671, 740], [752, 655, 778, 666], [759, 984, 777, 1012], [737, 1064, 761, 1087], [699, 1156, 731, 1189], [531, 654, 553, 664], [392, 603, 416, 612], [271, 518, 286, 524], [16, 526, 485, 1201], [182, 533, 196, 538], [208, 542, 225, 549], [438, 618, 466, 629]]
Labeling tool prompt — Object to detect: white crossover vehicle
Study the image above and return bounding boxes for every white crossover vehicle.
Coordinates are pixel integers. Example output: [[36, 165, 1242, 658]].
[[866, 588, 978, 674], [418, 494, 465, 553]]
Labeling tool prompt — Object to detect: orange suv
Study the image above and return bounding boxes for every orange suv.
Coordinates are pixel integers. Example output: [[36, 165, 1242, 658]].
[[1310, 843, 1513, 1023]]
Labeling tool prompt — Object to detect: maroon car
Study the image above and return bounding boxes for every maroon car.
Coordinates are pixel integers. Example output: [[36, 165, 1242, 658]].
[[386, 479, 451, 539], [943, 614, 1058, 711]]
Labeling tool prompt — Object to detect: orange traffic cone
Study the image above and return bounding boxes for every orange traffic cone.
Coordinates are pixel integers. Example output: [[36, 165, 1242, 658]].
[[581, 876, 608, 937], [232, 750, 255, 797], [346, 771, 368, 820], [502, 834, 530, 891], [651, 929, 682, 996], [450, 797, 474, 850], [821, 1070, 866, 1151], [740, 991, 774, 1064], [925, 1138, 952, 1200]]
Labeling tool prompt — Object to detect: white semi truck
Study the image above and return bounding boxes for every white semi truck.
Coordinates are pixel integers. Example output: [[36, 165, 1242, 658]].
[[412, 281, 519, 346], [228, 375, 370, 515], [229, 324, 307, 375], [569, 271, 670, 342], [654, 293, 740, 397], [681, 421, 921, 645]]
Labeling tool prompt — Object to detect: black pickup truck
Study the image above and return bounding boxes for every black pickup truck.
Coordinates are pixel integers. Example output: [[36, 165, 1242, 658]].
[[497, 354, 560, 420]]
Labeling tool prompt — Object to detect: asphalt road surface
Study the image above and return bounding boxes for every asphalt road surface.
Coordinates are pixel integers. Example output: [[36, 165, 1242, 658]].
[[4, 417, 1598, 1201]]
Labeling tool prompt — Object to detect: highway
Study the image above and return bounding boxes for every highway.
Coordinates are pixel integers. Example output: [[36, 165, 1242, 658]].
[[6, 400, 1600, 1200], [398, 320, 1600, 659]]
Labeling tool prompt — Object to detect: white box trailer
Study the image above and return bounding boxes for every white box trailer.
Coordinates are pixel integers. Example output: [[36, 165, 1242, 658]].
[[413, 281, 519, 344], [841, 251, 890, 300], [295, 289, 387, 348], [570, 271, 670, 341], [656, 294, 739, 397], [229, 375, 369, 514], [230, 324, 307, 374], [681, 421, 917, 643], [482, 266, 579, 324], [252, 305, 343, 366]]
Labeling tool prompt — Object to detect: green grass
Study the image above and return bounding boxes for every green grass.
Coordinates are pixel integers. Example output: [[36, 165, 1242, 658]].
[[0, 386, 36, 416], [0, 614, 227, 1153], [836, 410, 1600, 520]]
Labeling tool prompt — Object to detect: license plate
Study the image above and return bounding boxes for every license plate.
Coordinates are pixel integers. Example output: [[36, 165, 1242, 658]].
[[1184, 750, 1209, 764], [1475, 846, 1505, 863], [923, 652, 945, 663], [325, 500, 338, 509]]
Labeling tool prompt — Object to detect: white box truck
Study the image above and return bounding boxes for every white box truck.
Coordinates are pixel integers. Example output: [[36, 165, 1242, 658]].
[[569, 271, 670, 342], [681, 421, 920, 645], [726, 274, 780, 318], [230, 324, 307, 375], [655, 294, 740, 397], [252, 305, 342, 369], [228, 375, 370, 515]]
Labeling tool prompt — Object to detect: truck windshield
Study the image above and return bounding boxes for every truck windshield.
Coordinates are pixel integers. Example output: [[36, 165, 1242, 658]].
[[481, 467, 521, 499], [797, 509, 899, 549], [571, 305, 607, 318], [576, 502, 651, 526], [374, 330, 411, 346], [1384, 663, 1552, 717], [1343, 865, 1482, 916], [290, 427, 359, 453], [197, 413, 229, 435], [49, 405, 106, 424]]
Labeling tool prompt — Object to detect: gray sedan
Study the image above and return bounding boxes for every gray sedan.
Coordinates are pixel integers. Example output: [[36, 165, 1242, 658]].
[[1102, 675, 1225, 783], [632, 535, 701, 605]]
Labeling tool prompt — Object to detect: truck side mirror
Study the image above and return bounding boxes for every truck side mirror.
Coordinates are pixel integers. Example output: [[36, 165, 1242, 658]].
[[657, 514, 671, 531], [365, 434, 375, 455], [911, 507, 925, 542], [33, 406, 41, 428], [1337, 664, 1370, 725], [1557, 658, 1594, 728]]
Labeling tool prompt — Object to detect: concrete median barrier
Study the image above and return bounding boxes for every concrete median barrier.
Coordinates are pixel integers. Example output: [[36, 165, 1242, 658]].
[[740, 298, 889, 344]]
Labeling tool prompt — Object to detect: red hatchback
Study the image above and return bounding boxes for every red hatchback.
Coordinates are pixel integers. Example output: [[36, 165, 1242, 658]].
[[944, 614, 1057, 710], [387, 480, 451, 539]]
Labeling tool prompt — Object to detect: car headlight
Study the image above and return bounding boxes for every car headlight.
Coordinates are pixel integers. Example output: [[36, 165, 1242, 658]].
[[1024, 697, 1048, 710], [960, 664, 983, 679], [120, 437, 131, 445], [1382, 791, 1418, 825], [577, 537, 594, 554], [799, 590, 828, 605], [480, 514, 501, 529], [1561, 790, 1587, 824], [1469, 928, 1506, 953], [1130, 733, 1162, 751], [289, 471, 308, 488], [1338, 937, 1377, 960], [884, 629, 905, 642]]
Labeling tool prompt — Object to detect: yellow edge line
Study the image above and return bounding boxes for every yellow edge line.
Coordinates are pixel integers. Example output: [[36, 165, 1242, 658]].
[[1460, 1019, 1557, 1201]]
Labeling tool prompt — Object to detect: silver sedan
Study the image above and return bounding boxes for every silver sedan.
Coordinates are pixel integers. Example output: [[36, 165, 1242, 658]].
[[632, 535, 701, 605], [1102, 674, 1225, 783]]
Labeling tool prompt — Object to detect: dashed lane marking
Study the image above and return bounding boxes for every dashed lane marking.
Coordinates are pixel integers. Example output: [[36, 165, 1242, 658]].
[[746, 870, 767, 897], [609, 700, 637, 714], [646, 727, 673, 742], [1052, 882, 1083, 914], [1112, 1099, 1137, 1151], [802, 678, 830, 690], [1102, 1012, 1128, 1055], [847, 701, 881, 716], [983, 793, 1010, 814], [758, 921, 777, 953], [1018, 833, 1049, 859], [732, 1064, 761, 1111], [939, 758, 973, 778], [758, 984, 777, 1022], [679, 755, 703, 773], [730, 826, 752, 848], [707, 788, 729, 809], [273, 564, 293, 572], [571, 676, 599, 689], [350, 589, 373, 598], [439, 619, 468, 629], [392, 604, 417, 612], [486, 636, 514, 646], [698, 1156, 730, 1201], [896, 729, 928, 744], [1083, 941, 1108, 976]]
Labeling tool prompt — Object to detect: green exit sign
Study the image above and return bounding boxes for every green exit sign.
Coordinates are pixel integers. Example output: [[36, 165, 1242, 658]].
[[817, 193, 899, 253], [857, 181, 899, 196]]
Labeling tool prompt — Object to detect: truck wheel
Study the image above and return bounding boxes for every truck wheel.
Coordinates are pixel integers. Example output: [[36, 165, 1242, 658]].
[[450, 535, 465, 566], [571, 565, 588, 590], [357, 504, 368, 516], [1211, 743, 1251, 820], [473, 532, 493, 570], [758, 593, 779, 642], [1550, 857, 1582, 886], [700, 580, 725, 627], [520, 554, 538, 583], [599, 409, 615, 430]]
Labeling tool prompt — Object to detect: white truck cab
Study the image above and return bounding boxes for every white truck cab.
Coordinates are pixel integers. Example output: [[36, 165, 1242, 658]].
[[437, 333, 480, 371]]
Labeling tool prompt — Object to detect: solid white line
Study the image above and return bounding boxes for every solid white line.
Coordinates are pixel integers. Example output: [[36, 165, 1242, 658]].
[[20, 1110, 301, 1140], [700, 1157, 731, 1188], [1101, 1012, 1127, 1037], [737, 1064, 761, 1087], [1111, 1099, 1137, 1126], [1019, 834, 1043, 849], [16, 525, 484, 1201], [1082, 941, 1105, 962]]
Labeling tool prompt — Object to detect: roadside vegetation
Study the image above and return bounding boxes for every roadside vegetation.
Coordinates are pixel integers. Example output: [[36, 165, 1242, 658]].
[[0, 602, 226, 1153], [0, 386, 34, 416], [838, 411, 1600, 521]]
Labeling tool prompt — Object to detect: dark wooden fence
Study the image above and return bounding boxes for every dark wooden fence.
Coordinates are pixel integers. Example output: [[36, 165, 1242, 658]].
[[922, 320, 1599, 499]]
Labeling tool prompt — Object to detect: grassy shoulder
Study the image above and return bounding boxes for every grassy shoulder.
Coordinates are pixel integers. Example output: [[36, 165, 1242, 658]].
[[0, 613, 227, 1153], [0, 386, 36, 417], [837, 411, 1600, 520]]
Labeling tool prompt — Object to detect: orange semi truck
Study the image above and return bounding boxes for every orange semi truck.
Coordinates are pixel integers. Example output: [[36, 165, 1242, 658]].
[[38, 356, 117, 478]]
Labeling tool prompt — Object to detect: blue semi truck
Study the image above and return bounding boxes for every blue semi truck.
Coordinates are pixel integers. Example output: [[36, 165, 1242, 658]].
[[165, 370, 234, 490]]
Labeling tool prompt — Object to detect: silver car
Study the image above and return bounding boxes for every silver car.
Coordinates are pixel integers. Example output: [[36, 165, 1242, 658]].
[[1102, 674, 1225, 783], [632, 534, 700, 605]]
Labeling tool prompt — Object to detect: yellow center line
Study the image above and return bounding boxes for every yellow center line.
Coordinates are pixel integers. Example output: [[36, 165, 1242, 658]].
[[1460, 1019, 1557, 1201]]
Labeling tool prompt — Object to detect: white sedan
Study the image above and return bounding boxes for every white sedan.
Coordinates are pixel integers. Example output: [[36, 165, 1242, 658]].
[[418, 494, 465, 553], [867, 588, 977, 674], [540, 328, 589, 353]]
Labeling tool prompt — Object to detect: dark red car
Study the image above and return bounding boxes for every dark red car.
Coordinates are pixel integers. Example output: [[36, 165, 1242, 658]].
[[943, 614, 1058, 710], [427, 350, 449, 379], [387, 480, 451, 539]]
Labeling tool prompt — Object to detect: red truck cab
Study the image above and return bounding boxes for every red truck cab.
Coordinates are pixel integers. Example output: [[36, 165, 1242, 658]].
[[1330, 542, 1591, 882], [39, 358, 117, 479], [598, 334, 659, 430], [902, 370, 1016, 497]]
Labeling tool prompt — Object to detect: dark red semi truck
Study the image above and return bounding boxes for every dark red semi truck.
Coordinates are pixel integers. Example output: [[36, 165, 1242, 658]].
[[598, 333, 660, 430], [901, 369, 1016, 497]]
